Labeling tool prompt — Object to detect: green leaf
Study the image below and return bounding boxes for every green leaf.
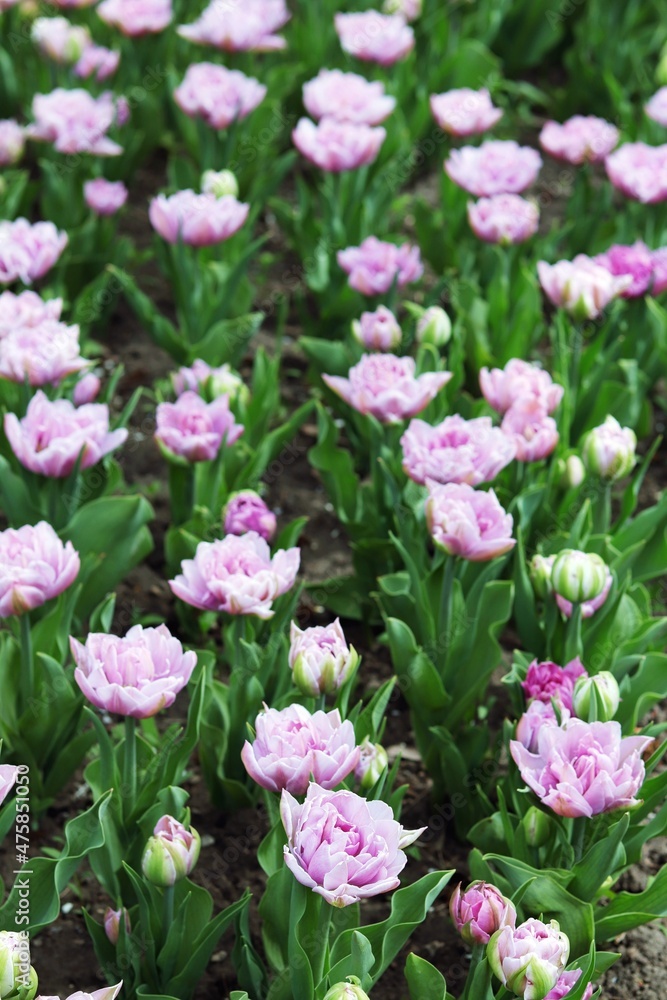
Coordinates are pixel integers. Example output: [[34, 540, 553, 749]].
[[595, 864, 667, 941], [405, 953, 447, 1000], [569, 814, 629, 902]]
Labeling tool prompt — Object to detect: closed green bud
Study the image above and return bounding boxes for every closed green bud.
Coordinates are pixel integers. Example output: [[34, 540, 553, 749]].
[[356, 738, 389, 790], [201, 169, 239, 199], [573, 671, 620, 722], [0, 932, 37, 1000], [323, 977, 370, 1000], [557, 454, 585, 490], [142, 815, 200, 888], [415, 306, 452, 347], [582, 416, 636, 481], [529, 554, 554, 600], [521, 806, 551, 848], [551, 549, 608, 605]]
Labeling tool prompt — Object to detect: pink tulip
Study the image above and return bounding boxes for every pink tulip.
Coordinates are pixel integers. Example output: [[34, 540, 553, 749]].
[[169, 531, 300, 619], [281, 783, 425, 906], [334, 12, 415, 65], [539, 115, 619, 164], [71, 624, 196, 718], [323, 354, 451, 424], [523, 658, 587, 713], [84, 179, 128, 216], [223, 490, 276, 541], [449, 881, 516, 945], [501, 399, 559, 463], [555, 568, 612, 620], [142, 815, 200, 886], [31, 17, 90, 64], [104, 907, 130, 946], [467, 194, 539, 244], [178, 0, 290, 52], [242, 704, 359, 795], [480, 359, 563, 416], [605, 142, 667, 204], [337, 236, 423, 295], [430, 88, 502, 136], [51, 0, 99, 6], [582, 415, 637, 480], [174, 63, 267, 130], [545, 970, 594, 999], [594, 240, 654, 297], [149, 190, 249, 246], [445, 140, 542, 197], [0, 322, 87, 386], [36, 986, 122, 1000], [292, 117, 386, 172], [652, 247, 667, 295], [289, 618, 359, 697], [73, 373, 101, 406], [4, 391, 127, 477], [74, 45, 120, 82], [0, 120, 25, 166], [0, 219, 68, 285], [0, 521, 80, 617], [352, 306, 401, 351], [303, 70, 395, 126], [28, 89, 123, 157], [537, 255, 631, 319], [155, 390, 243, 462], [401, 414, 516, 486], [0, 765, 19, 807], [97, 0, 172, 35], [425, 482, 515, 561], [171, 359, 247, 401], [645, 87, 667, 127], [0, 291, 62, 336], [488, 918, 570, 999], [516, 701, 569, 753], [511, 718, 652, 818]]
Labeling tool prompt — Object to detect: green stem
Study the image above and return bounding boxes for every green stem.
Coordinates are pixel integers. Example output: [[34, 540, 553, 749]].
[[123, 715, 137, 810], [163, 883, 175, 932], [311, 896, 332, 988], [168, 462, 196, 526], [461, 943, 486, 1000], [19, 612, 33, 716], [438, 555, 456, 673], [564, 602, 583, 663], [572, 816, 587, 863]]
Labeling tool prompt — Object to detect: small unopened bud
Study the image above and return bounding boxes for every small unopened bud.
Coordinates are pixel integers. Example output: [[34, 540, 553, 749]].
[[573, 671, 620, 722], [142, 815, 200, 887], [289, 619, 359, 697], [104, 907, 131, 946], [355, 738, 388, 790], [323, 978, 370, 1000], [415, 306, 452, 347], [557, 454, 585, 490], [202, 169, 239, 199], [551, 550, 608, 605], [582, 416, 637, 481], [529, 554, 554, 600]]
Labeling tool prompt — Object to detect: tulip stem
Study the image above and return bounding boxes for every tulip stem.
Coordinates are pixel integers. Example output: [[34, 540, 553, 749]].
[[124, 715, 137, 811], [168, 462, 196, 526], [163, 883, 175, 930], [19, 612, 33, 716], [572, 816, 587, 863], [593, 481, 612, 535], [438, 555, 456, 672], [564, 603, 583, 662]]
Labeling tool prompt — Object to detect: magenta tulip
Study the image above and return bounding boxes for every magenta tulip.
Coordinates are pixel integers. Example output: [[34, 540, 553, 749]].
[[449, 881, 516, 945], [223, 491, 276, 542], [522, 658, 587, 713], [594, 241, 654, 298]]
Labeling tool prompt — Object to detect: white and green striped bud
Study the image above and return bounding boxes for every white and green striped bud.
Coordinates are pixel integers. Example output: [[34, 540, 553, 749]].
[[551, 550, 608, 605], [573, 671, 620, 722]]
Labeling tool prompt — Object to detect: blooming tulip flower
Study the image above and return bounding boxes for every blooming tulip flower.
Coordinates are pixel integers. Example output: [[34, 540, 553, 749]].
[[31, 17, 90, 63], [241, 704, 360, 795], [355, 738, 388, 790], [594, 241, 654, 297], [488, 918, 570, 999], [149, 190, 249, 246], [142, 815, 200, 886], [402, 414, 516, 486], [97, 0, 172, 35], [174, 63, 267, 130], [537, 255, 631, 319], [545, 970, 594, 999], [223, 491, 276, 541], [0, 522, 80, 618], [539, 115, 619, 164], [70, 624, 197, 718], [516, 701, 569, 753], [338, 236, 423, 295], [73, 372, 102, 406], [445, 140, 542, 197], [605, 142, 667, 204], [334, 12, 414, 65], [0, 322, 87, 386], [5, 392, 127, 477], [501, 399, 559, 463], [74, 45, 120, 82], [289, 619, 359, 697], [522, 658, 587, 713], [480, 359, 563, 416], [28, 89, 123, 157], [0, 219, 68, 285], [0, 291, 62, 333], [510, 719, 652, 818], [323, 354, 451, 424], [292, 117, 386, 172], [467, 194, 539, 244], [351, 306, 401, 351], [178, 0, 290, 52], [582, 415, 637, 479], [449, 881, 516, 945], [169, 531, 300, 619], [281, 783, 425, 906], [155, 391, 243, 463], [0, 932, 37, 1000], [426, 482, 515, 561], [84, 179, 128, 216], [303, 70, 395, 126], [430, 88, 502, 136]]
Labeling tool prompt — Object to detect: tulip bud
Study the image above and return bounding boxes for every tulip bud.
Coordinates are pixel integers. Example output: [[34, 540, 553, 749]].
[[551, 550, 608, 605], [0, 932, 37, 1000], [415, 306, 452, 347], [450, 881, 516, 945], [573, 671, 620, 722], [142, 815, 200, 887], [202, 169, 239, 199], [529, 554, 554, 599], [223, 490, 277, 542], [355, 738, 389, 790], [582, 416, 637, 480], [352, 306, 401, 352], [73, 372, 101, 406], [557, 455, 585, 490], [488, 918, 569, 999], [209, 365, 249, 405], [383, 0, 423, 20], [521, 806, 551, 848], [323, 978, 370, 1000], [289, 619, 359, 697], [104, 907, 131, 946]]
